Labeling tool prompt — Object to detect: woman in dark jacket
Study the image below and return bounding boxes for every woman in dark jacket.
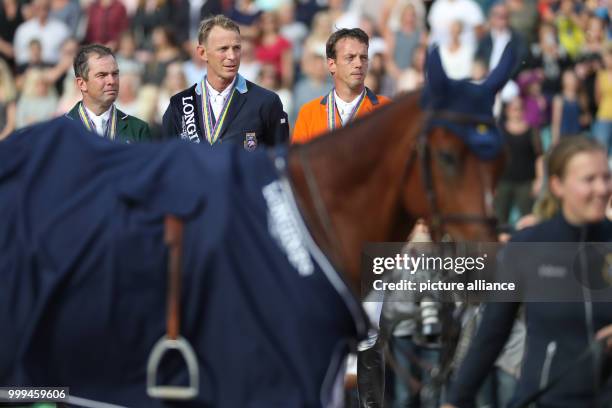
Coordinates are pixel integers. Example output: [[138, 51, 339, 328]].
[[444, 136, 612, 408]]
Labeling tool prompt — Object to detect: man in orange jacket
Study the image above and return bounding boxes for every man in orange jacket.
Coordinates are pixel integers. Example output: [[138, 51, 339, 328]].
[[292, 28, 391, 144]]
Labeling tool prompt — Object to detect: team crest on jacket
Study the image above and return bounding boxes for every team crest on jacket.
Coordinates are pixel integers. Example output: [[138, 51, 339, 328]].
[[244, 132, 257, 151]]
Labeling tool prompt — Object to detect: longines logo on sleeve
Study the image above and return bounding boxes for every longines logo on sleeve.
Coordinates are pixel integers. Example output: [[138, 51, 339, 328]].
[[180, 96, 200, 143]]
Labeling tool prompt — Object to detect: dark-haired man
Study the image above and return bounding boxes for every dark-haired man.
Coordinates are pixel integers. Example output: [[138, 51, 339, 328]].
[[66, 44, 151, 143], [162, 15, 289, 149], [292, 28, 391, 144]]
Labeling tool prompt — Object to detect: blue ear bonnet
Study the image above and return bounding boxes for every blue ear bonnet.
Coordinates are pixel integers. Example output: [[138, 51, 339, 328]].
[[421, 45, 515, 160]]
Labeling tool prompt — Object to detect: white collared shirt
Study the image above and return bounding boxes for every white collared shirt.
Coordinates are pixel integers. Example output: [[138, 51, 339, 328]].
[[206, 77, 236, 121], [84, 105, 112, 137], [334, 90, 365, 125], [489, 29, 511, 71]]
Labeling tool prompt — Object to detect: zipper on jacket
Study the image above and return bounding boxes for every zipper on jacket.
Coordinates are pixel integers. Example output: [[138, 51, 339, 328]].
[[539, 341, 557, 390]]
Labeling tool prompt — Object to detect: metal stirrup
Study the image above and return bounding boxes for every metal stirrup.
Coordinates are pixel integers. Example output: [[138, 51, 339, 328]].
[[146, 216, 199, 400]]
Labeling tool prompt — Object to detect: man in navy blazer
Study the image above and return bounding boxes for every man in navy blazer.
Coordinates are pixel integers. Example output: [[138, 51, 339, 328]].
[[162, 15, 289, 149], [475, 3, 528, 77]]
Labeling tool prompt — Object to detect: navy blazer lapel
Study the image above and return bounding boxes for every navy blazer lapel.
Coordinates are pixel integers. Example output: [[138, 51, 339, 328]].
[[218, 75, 248, 139]]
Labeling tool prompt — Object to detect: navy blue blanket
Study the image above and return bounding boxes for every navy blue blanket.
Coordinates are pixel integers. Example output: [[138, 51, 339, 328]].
[[0, 118, 366, 407]]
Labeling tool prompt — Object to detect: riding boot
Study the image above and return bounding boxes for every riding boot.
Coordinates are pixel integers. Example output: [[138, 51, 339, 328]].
[[357, 342, 385, 408]]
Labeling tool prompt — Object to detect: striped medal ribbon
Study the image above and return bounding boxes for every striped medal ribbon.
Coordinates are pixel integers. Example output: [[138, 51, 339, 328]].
[[77, 103, 117, 140], [326, 89, 366, 130], [202, 78, 236, 145]]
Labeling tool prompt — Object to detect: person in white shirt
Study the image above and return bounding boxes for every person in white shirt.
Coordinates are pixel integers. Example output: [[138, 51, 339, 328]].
[[13, 0, 70, 67], [427, 0, 485, 50], [475, 3, 528, 77], [440, 20, 475, 80]]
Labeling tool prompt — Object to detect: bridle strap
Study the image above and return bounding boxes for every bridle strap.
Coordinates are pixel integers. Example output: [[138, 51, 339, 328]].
[[412, 110, 498, 239]]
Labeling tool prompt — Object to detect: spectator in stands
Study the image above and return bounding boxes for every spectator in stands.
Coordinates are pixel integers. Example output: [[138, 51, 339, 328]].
[[15, 68, 58, 128], [384, 3, 424, 81], [396, 44, 426, 93], [49, 0, 81, 37], [156, 61, 187, 125], [427, 0, 485, 50], [229, 0, 261, 40], [594, 42, 612, 157], [257, 62, 292, 120], [527, 22, 571, 98], [476, 3, 528, 76], [582, 14, 607, 57], [255, 11, 293, 89], [440, 20, 474, 80], [366, 49, 395, 97], [292, 28, 391, 143], [518, 69, 548, 132], [0, 59, 16, 139], [551, 68, 591, 144], [555, 0, 585, 60], [15, 39, 52, 90], [495, 96, 542, 226], [13, 0, 70, 67], [67, 44, 151, 142], [115, 31, 144, 77], [0, 0, 24, 68], [132, 0, 172, 51], [115, 71, 142, 117], [378, 0, 425, 40], [41, 37, 79, 96], [182, 40, 207, 86], [291, 42, 332, 124], [507, 0, 539, 45], [142, 26, 183, 86], [303, 11, 333, 63], [278, 1, 308, 63], [238, 37, 261, 83], [84, 0, 128, 51]]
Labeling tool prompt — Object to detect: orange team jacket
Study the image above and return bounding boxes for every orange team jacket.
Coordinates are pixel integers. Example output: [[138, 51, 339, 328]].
[[292, 88, 391, 144]]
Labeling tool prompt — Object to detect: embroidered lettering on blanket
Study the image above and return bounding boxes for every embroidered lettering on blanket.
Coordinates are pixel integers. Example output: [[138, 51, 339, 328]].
[[262, 180, 314, 277]]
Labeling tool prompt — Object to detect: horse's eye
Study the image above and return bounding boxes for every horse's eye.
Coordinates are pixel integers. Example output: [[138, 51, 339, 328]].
[[436, 151, 459, 170]]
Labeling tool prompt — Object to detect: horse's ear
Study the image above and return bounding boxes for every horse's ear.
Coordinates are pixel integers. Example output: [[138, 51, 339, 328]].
[[425, 45, 448, 95], [483, 44, 515, 94]]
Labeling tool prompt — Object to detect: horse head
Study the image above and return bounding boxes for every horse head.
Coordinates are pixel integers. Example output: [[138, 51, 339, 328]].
[[401, 44, 515, 242], [288, 45, 514, 291]]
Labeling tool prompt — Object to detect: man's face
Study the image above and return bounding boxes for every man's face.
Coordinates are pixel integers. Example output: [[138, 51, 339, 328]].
[[76, 54, 119, 108], [199, 26, 241, 83], [328, 38, 368, 92]]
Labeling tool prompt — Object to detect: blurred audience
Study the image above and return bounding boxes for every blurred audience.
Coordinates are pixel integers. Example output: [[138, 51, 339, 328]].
[[15, 68, 58, 128], [84, 0, 129, 50], [13, 0, 70, 67], [0, 58, 16, 139]]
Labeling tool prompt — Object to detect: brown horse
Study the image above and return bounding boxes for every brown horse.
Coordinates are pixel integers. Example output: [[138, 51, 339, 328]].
[[288, 91, 504, 294]]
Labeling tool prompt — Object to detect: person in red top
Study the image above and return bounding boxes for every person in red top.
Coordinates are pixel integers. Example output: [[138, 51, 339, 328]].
[[84, 0, 128, 50], [255, 11, 293, 88], [292, 28, 391, 144]]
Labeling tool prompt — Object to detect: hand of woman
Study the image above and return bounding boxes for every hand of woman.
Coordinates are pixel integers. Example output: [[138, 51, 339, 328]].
[[595, 324, 612, 353]]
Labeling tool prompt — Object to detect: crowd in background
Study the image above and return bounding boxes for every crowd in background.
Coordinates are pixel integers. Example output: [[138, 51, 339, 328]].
[[1, 0, 612, 228]]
